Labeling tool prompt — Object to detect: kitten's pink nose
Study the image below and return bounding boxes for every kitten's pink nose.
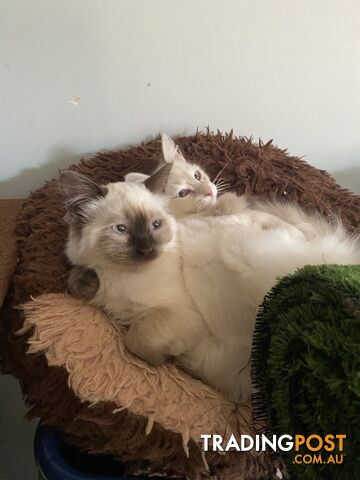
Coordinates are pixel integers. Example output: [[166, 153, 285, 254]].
[[205, 190, 213, 197]]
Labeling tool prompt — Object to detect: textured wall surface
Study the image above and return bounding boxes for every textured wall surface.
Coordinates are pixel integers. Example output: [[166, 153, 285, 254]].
[[1, 0, 360, 197]]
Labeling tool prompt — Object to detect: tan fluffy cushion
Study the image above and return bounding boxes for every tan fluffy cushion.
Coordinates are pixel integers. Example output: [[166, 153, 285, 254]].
[[18, 293, 279, 479]]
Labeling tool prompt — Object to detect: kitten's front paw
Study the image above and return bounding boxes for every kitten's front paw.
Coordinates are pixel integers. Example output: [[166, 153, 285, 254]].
[[125, 328, 167, 366], [215, 192, 247, 215]]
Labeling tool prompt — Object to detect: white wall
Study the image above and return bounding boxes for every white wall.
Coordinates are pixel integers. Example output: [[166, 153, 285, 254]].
[[1, 0, 360, 198]]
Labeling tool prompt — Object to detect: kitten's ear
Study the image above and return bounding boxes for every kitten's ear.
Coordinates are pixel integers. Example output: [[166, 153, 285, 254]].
[[144, 163, 172, 193], [161, 133, 186, 164], [124, 172, 150, 184], [59, 170, 107, 224]]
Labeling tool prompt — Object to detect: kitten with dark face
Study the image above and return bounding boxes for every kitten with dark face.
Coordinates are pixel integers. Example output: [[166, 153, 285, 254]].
[[61, 171, 178, 265], [60, 171, 209, 369], [62, 169, 175, 299]]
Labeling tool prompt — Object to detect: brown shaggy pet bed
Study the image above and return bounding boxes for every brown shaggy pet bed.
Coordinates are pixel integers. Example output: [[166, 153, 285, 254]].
[[1, 131, 359, 479]]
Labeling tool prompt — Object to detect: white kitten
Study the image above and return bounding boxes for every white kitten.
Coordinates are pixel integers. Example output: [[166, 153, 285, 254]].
[[125, 134, 219, 217]]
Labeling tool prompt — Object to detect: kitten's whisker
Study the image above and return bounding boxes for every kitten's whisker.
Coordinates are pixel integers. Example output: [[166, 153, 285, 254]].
[[216, 184, 232, 195], [215, 180, 231, 191], [213, 169, 223, 183], [214, 177, 231, 188], [216, 183, 230, 191], [219, 183, 231, 189]]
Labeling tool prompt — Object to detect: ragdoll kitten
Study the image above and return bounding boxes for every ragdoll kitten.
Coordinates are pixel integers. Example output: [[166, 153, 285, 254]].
[[60, 170, 360, 401], [60, 170, 212, 375], [125, 133, 246, 218]]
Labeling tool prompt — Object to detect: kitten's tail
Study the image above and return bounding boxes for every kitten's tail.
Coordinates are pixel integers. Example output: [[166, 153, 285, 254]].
[[259, 223, 360, 275], [303, 227, 360, 266], [252, 199, 354, 243], [223, 208, 359, 290]]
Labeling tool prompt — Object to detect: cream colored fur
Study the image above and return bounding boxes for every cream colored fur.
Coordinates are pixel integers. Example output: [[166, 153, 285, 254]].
[[179, 212, 359, 399]]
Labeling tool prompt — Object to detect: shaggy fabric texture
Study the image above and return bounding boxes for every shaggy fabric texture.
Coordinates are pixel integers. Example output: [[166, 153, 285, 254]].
[[18, 294, 282, 479], [252, 264, 360, 480], [0, 199, 24, 307], [1, 131, 359, 479]]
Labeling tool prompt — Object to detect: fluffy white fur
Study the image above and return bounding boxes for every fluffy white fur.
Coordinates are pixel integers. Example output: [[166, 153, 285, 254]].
[[179, 212, 359, 399]]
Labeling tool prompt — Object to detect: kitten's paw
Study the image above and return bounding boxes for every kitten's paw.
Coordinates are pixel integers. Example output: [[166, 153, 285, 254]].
[[125, 328, 167, 366], [215, 192, 248, 215]]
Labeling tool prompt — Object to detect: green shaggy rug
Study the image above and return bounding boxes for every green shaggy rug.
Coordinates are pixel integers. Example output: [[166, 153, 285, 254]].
[[252, 264, 360, 480]]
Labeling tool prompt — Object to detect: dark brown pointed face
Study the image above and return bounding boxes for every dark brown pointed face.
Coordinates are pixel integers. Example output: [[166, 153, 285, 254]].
[[130, 211, 164, 260], [61, 171, 176, 268], [98, 206, 174, 265]]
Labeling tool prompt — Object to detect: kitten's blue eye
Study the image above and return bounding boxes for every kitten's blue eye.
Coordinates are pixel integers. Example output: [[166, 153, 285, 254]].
[[194, 171, 201, 181], [179, 189, 190, 197], [112, 224, 127, 234], [152, 219, 162, 229]]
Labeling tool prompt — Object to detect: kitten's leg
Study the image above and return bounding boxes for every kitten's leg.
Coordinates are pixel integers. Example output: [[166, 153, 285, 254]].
[[125, 306, 201, 367], [67, 265, 99, 300], [209, 193, 304, 238], [211, 193, 311, 238], [245, 210, 307, 239], [250, 200, 321, 239], [124, 307, 174, 366], [210, 192, 249, 216]]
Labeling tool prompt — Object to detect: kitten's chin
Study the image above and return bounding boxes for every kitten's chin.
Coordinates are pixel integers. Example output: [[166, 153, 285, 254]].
[[129, 244, 171, 265], [132, 251, 159, 262]]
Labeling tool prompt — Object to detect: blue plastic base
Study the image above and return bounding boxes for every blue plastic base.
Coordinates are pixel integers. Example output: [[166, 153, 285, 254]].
[[34, 424, 167, 480]]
